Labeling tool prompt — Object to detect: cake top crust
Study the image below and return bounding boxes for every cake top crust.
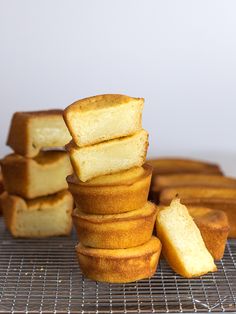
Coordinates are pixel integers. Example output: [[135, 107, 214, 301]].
[[188, 206, 229, 230], [11, 109, 63, 118], [65, 94, 144, 113]]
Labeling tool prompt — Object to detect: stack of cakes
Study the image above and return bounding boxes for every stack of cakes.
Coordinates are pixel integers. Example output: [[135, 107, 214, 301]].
[[64, 94, 162, 283], [1, 110, 74, 238]]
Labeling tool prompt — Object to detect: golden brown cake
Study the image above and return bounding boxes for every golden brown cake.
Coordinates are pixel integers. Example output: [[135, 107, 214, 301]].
[[1, 190, 73, 238], [73, 201, 157, 249], [1, 151, 72, 199], [7, 110, 71, 157], [66, 129, 148, 182], [156, 199, 217, 278], [76, 236, 161, 283], [188, 207, 229, 260], [0, 171, 4, 214], [148, 158, 222, 175], [152, 173, 236, 202], [67, 164, 152, 214], [159, 187, 236, 238], [64, 94, 144, 147], [0, 171, 4, 195], [153, 174, 236, 193]]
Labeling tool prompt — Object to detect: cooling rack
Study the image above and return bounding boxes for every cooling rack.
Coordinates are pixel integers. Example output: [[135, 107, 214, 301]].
[[0, 220, 235, 313]]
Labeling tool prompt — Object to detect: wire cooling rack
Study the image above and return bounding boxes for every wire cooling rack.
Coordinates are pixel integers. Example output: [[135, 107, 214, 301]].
[[0, 220, 235, 313]]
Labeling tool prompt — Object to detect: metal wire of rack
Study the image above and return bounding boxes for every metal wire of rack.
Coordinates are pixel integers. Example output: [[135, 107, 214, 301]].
[[0, 219, 235, 313]]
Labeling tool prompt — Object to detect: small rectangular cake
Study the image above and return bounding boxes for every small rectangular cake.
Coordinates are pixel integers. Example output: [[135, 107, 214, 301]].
[[66, 129, 148, 182], [153, 173, 236, 193], [147, 158, 222, 175], [1, 190, 73, 238], [64, 94, 144, 147], [1, 151, 72, 199], [7, 110, 71, 157], [152, 173, 236, 203], [156, 198, 217, 278]]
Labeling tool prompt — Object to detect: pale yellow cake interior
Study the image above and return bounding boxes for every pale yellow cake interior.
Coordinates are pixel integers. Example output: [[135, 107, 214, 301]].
[[14, 202, 71, 237], [67, 100, 143, 146], [31, 116, 71, 149], [157, 199, 216, 276], [69, 129, 148, 182], [29, 152, 72, 197], [3, 191, 73, 237]]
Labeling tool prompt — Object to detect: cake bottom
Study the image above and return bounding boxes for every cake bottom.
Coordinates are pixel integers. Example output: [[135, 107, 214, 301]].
[[76, 236, 162, 283]]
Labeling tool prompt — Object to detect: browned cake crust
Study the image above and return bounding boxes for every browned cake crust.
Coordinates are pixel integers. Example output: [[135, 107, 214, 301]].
[[1, 151, 72, 199], [0, 171, 4, 214], [0, 172, 4, 194], [153, 174, 236, 193], [76, 236, 162, 283], [151, 173, 236, 202], [73, 201, 158, 249], [160, 187, 236, 238], [65, 94, 143, 112], [148, 158, 223, 175], [67, 164, 152, 214], [1, 190, 73, 238], [7, 110, 71, 157], [188, 207, 229, 260]]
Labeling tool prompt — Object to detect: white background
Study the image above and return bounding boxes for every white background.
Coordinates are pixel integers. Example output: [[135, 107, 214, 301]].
[[0, 0, 235, 175]]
